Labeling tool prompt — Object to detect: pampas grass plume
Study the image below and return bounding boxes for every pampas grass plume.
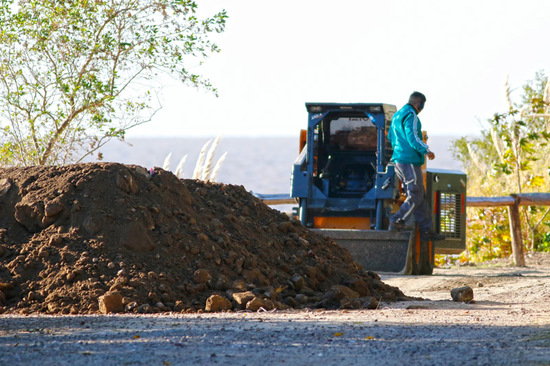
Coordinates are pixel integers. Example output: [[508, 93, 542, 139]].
[[163, 152, 172, 171], [201, 134, 222, 181], [209, 151, 228, 182], [175, 154, 188, 179], [192, 139, 211, 179]]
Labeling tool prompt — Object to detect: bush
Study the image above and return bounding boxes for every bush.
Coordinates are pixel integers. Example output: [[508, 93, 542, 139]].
[[449, 71, 550, 263]]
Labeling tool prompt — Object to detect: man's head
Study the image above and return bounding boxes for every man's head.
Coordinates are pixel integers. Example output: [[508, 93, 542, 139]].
[[408, 91, 426, 113]]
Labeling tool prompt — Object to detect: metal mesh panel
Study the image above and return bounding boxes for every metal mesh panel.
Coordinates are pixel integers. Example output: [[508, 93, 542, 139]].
[[438, 193, 462, 238]]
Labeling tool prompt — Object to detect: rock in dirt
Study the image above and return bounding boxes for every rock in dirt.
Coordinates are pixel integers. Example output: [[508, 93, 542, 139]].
[[0, 178, 12, 196], [98, 291, 123, 314], [246, 296, 275, 311], [193, 269, 213, 285], [205, 294, 232, 312], [451, 286, 474, 302], [0, 163, 407, 314], [232, 291, 255, 308], [324, 285, 360, 301]]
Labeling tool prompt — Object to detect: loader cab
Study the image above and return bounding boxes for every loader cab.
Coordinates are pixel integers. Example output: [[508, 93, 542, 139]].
[[291, 103, 397, 230], [314, 115, 379, 198]]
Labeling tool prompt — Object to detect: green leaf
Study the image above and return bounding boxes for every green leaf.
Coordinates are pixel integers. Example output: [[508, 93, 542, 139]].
[[0, 0, 226, 166]]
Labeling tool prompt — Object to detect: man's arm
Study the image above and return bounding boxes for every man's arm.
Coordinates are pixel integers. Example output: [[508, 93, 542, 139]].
[[403, 112, 430, 155]]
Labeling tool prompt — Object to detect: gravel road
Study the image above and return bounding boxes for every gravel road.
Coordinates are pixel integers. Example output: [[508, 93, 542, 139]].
[[1, 255, 549, 366]]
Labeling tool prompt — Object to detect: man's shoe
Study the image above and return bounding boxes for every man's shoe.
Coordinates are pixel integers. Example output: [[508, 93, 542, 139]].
[[420, 230, 446, 241], [389, 219, 413, 232]]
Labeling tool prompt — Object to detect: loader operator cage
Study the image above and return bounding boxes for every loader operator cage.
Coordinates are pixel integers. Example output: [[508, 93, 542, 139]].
[[313, 116, 378, 198], [306, 104, 394, 199]]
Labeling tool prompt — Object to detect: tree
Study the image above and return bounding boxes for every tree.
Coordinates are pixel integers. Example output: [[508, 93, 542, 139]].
[[453, 72, 550, 193], [0, 0, 227, 166], [452, 71, 550, 258]]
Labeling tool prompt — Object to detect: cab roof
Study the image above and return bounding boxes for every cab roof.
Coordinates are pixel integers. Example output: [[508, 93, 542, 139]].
[[305, 103, 390, 114]]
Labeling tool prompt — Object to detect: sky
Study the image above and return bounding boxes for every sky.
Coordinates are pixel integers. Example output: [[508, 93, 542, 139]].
[[127, 0, 550, 138]]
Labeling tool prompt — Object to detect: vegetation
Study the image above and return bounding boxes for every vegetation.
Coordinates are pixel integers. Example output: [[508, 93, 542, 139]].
[[447, 71, 550, 264], [162, 135, 227, 181], [0, 0, 227, 166]]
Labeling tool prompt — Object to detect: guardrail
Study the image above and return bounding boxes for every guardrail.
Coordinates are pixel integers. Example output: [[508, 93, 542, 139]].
[[255, 192, 550, 267], [252, 193, 296, 205], [467, 193, 550, 266]]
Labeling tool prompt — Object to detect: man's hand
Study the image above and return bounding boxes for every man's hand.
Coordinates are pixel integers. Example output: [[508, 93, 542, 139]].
[[427, 151, 435, 160]]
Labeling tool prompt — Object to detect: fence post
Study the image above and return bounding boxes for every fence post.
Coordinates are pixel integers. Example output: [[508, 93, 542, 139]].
[[508, 196, 525, 266]]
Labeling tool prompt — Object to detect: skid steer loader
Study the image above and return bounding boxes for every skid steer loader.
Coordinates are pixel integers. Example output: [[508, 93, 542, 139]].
[[290, 103, 466, 274]]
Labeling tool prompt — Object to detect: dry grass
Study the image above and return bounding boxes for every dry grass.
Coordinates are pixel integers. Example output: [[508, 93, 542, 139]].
[[163, 135, 226, 181]]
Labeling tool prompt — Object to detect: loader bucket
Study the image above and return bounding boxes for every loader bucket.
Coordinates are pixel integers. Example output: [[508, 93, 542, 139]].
[[312, 229, 419, 274]]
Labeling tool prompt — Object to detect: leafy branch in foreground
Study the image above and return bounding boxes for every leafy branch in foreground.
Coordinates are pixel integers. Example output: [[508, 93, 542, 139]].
[[0, 0, 227, 166]]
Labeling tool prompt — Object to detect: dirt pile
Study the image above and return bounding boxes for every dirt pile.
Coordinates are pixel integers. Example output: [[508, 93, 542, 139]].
[[0, 163, 405, 314]]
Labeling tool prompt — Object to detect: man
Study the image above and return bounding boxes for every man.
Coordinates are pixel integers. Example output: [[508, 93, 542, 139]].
[[387, 91, 446, 241]]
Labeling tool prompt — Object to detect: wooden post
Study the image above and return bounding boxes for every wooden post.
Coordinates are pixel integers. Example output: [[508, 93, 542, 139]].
[[508, 197, 525, 267]]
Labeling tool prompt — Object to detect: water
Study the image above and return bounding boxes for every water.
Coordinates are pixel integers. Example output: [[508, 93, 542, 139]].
[[92, 135, 464, 195]]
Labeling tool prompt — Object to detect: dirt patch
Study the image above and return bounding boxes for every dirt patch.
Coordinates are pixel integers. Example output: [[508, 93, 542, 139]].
[[1, 258, 549, 365], [0, 163, 405, 315], [381, 251, 550, 312]]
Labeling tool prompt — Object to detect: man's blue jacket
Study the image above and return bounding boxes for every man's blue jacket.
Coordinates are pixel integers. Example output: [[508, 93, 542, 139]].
[[387, 103, 430, 166]]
